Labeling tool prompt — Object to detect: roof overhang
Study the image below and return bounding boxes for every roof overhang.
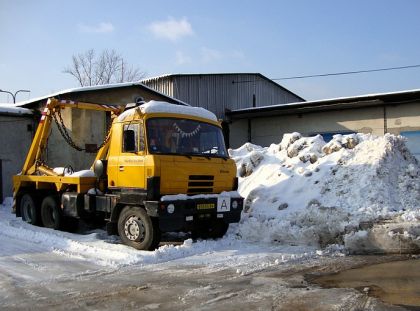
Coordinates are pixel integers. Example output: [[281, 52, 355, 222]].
[[0, 104, 33, 117], [227, 88, 420, 120], [17, 81, 187, 108]]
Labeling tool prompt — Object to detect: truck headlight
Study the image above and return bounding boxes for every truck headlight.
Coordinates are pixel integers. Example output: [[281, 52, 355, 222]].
[[167, 204, 175, 214], [232, 200, 238, 209]]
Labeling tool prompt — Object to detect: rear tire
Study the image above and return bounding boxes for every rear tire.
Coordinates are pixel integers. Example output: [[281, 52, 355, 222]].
[[41, 196, 62, 229], [118, 206, 160, 250], [20, 193, 39, 225]]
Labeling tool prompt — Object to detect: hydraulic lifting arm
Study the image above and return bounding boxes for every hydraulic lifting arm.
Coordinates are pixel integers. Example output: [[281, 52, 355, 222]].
[[21, 97, 123, 176]]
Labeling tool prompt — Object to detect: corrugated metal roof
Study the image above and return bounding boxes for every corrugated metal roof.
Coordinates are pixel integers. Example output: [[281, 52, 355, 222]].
[[141, 73, 305, 119], [141, 73, 305, 101]]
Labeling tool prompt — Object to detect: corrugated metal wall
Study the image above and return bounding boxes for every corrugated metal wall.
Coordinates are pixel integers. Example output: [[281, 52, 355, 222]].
[[142, 74, 303, 119]]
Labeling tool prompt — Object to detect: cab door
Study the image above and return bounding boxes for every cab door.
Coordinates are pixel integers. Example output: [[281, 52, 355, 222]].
[[117, 122, 146, 189]]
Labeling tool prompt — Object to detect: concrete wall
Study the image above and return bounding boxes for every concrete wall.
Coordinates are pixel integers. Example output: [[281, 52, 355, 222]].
[[229, 102, 420, 148], [386, 103, 420, 134], [45, 107, 106, 170], [229, 119, 249, 149], [0, 115, 34, 201]]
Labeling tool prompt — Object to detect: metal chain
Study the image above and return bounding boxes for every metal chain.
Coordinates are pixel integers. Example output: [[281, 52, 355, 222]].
[[52, 109, 112, 152], [52, 109, 84, 151]]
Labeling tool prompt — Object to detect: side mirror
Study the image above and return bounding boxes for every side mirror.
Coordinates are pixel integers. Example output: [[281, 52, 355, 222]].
[[93, 160, 108, 179]]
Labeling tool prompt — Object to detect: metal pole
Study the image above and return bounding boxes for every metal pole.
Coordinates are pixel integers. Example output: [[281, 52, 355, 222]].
[[0, 90, 15, 103], [14, 90, 30, 103], [0, 89, 30, 103]]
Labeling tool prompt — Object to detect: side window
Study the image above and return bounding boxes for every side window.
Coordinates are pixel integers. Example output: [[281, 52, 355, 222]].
[[122, 124, 138, 153], [139, 121, 145, 151]]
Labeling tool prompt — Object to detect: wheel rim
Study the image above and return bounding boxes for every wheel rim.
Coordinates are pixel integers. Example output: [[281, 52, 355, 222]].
[[124, 216, 145, 241]]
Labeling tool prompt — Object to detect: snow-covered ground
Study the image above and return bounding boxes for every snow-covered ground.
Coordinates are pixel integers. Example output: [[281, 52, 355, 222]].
[[0, 197, 331, 284]]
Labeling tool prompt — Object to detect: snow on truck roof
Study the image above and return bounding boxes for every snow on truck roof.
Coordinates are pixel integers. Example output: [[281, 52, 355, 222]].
[[117, 100, 218, 122]]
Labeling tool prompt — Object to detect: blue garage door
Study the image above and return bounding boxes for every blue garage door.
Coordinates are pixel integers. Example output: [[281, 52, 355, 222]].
[[400, 131, 420, 161], [310, 131, 355, 143]]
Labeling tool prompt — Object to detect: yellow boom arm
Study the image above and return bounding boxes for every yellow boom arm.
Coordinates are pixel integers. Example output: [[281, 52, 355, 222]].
[[21, 98, 123, 176]]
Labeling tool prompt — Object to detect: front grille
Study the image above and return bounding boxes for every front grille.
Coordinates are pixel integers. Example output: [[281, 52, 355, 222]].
[[188, 181, 213, 187], [189, 175, 214, 181], [188, 175, 214, 194]]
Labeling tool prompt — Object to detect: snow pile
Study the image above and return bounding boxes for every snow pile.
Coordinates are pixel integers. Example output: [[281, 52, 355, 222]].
[[53, 167, 95, 177], [230, 133, 420, 249]]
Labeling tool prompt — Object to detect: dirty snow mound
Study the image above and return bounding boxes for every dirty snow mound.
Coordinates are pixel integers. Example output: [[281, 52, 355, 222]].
[[229, 133, 420, 249]]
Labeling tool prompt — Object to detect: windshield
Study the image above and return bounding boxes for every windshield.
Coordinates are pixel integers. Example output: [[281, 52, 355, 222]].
[[146, 117, 228, 158]]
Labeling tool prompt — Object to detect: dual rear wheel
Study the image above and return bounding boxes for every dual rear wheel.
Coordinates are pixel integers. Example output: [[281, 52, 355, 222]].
[[20, 193, 62, 229]]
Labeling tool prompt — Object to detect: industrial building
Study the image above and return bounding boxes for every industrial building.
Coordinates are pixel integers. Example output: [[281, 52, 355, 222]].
[[141, 73, 305, 119], [226, 88, 420, 159]]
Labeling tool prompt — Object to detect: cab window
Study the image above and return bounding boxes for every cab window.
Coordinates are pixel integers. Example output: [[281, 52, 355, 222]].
[[122, 124, 139, 152]]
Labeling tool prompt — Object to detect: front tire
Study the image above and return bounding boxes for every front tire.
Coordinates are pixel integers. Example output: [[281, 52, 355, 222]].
[[41, 196, 62, 229], [118, 206, 160, 250], [20, 193, 39, 225]]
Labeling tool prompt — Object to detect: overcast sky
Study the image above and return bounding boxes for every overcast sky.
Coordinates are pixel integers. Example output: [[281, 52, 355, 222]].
[[1, 0, 420, 103]]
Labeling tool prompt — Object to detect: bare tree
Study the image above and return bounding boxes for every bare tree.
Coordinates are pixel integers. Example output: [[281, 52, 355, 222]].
[[63, 49, 146, 86]]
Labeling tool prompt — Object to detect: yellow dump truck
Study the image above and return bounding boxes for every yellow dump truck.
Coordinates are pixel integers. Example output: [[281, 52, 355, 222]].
[[13, 98, 243, 250]]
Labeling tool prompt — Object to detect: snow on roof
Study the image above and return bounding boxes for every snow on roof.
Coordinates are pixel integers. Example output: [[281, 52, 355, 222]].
[[0, 104, 33, 116], [16, 81, 187, 107], [118, 100, 217, 122], [141, 72, 277, 82], [231, 88, 420, 113], [140, 100, 217, 121]]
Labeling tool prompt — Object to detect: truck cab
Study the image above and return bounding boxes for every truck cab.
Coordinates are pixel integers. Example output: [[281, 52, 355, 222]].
[[13, 99, 243, 250]]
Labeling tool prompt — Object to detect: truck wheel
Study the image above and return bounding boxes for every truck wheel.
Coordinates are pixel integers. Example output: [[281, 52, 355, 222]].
[[118, 206, 160, 250], [20, 193, 39, 225], [41, 196, 62, 229]]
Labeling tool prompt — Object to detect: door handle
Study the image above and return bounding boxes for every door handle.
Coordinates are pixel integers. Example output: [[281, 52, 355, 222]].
[[119, 166, 124, 171]]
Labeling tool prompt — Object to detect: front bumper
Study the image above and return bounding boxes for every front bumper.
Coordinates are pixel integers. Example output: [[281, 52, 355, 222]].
[[145, 195, 243, 232]]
